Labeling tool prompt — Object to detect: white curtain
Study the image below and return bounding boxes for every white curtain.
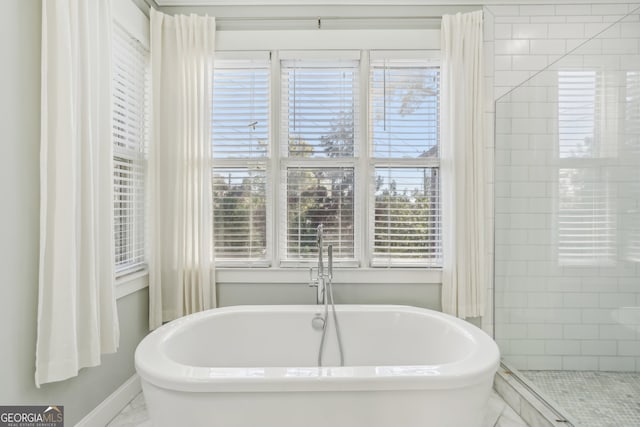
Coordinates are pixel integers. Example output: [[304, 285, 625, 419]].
[[37, 0, 119, 387], [440, 11, 487, 319], [149, 10, 216, 330]]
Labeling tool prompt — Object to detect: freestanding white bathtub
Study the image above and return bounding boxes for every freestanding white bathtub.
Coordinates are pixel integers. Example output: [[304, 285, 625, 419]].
[[135, 305, 499, 427]]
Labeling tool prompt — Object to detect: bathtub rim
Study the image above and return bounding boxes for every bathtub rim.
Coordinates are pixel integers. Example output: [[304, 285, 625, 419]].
[[135, 304, 500, 393]]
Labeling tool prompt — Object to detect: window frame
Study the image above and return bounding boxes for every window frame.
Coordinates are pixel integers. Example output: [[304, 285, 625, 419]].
[[211, 29, 442, 271], [112, 0, 150, 291], [212, 53, 273, 267], [278, 53, 361, 267], [368, 53, 442, 267]]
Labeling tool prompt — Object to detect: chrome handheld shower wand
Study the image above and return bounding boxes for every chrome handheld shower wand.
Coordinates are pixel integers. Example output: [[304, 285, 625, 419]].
[[313, 224, 344, 367]]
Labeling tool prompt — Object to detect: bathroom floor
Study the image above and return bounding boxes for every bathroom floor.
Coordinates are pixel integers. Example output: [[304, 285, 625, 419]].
[[523, 371, 640, 427], [106, 389, 529, 427]]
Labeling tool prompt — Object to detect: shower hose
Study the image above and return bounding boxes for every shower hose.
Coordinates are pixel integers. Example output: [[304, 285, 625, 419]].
[[318, 273, 345, 367]]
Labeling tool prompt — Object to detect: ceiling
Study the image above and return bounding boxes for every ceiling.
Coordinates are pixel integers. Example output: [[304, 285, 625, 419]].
[[155, 0, 627, 5]]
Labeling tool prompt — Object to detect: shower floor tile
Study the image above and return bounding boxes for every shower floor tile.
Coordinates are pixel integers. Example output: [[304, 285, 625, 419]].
[[523, 370, 640, 427], [107, 389, 528, 427]]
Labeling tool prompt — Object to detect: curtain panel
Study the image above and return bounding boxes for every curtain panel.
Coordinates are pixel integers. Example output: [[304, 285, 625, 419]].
[[37, 0, 119, 387], [149, 10, 217, 329], [440, 10, 487, 319]]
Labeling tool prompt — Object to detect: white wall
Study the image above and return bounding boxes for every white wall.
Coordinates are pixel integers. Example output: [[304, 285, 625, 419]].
[[485, 3, 640, 371], [0, 2, 149, 425]]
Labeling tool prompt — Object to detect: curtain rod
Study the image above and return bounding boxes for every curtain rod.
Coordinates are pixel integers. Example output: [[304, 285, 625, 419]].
[[143, 0, 159, 9], [215, 16, 442, 21], [215, 15, 442, 29]]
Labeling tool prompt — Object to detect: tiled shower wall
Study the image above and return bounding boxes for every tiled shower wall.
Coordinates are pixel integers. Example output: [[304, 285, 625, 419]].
[[485, 3, 640, 101], [483, 4, 640, 371]]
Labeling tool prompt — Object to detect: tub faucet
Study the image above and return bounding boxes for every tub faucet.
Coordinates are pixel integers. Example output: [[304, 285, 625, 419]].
[[309, 224, 332, 304], [309, 267, 324, 305], [312, 225, 343, 366], [317, 224, 324, 283]]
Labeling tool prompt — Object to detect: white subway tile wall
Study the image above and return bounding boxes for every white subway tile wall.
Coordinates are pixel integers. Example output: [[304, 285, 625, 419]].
[[484, 3, 640, 371], [485, 3, 638, 99]]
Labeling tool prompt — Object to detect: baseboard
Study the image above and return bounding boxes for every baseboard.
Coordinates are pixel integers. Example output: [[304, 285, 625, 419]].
[[75, 374, 141, 427]]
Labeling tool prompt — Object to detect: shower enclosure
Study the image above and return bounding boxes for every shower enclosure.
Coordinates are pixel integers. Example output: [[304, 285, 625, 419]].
[[494, 9, 640, 426]]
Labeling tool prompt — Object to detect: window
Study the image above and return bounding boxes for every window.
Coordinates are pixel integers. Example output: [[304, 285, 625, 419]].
[[281, 58, 359, 263], [212, 58, 270, 264], [625, 71, 640, 262], [112, 23, 149, 276], [557, 70, 616, 265], [369, 57, 441, 266], [210, 51, 441, 268], [558, 71, 596, 158], [558, 168, 615, 265]]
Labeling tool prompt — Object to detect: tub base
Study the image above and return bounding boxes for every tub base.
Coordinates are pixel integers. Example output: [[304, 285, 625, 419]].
[[142, 378, 493, 427]]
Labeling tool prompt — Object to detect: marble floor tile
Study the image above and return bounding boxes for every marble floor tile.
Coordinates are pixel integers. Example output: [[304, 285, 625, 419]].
[[106, 398, 150, 427], [495, 404, 529, 427], [484, 389, 508, 427], [523, 370, 640, 427]]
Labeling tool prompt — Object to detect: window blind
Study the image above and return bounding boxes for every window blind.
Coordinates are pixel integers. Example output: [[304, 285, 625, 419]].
[[284, 167, 355, 260], [112, 23, 149, 276], [626, 71, 640, 152], [558, 71, 596, 158], [558, 168, 615, 265], [369, 57, 441, 266], [372, 167, 441, 266], [212, 168, 268, 260], [208, 53, 444, 268], [280, 59, 358, 263], [625, 71, 640, 261], [212, 59, 270, 262], [370, 59, 440, 159], [281, 60, 359, 158], [212, 61, 270, 159], [624, 179, 640, 263]]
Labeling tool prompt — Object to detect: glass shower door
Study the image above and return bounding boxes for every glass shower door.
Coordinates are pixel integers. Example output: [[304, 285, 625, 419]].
[[494, 10, 640, 426]]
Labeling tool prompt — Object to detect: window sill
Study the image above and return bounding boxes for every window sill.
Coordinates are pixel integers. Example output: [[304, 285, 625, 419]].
[[215, 267, 441, 285], [115, 269, 149, 300], [112, 267, 439, 297]]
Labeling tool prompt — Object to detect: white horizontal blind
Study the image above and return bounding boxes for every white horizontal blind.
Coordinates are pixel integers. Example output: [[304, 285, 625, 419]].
[[212, 168, 268, 260], [373, 167, 440, 265], [212, 59, 270, 262], [284, 167, 355, 260], [625, 176, 640, 263], [556, 70, 620, 265], [281, 59, 358, 262], [558, 168, 615, 265], [370, 59, 440, 159], [281, 60, 359, 158], [558, 71, 596, 158], [625, 71, 640, 262], [112, 23, 149, 276], [212, 61, 270, 158], [627, 71, 640, 152], [370, 58, 441, 266]]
